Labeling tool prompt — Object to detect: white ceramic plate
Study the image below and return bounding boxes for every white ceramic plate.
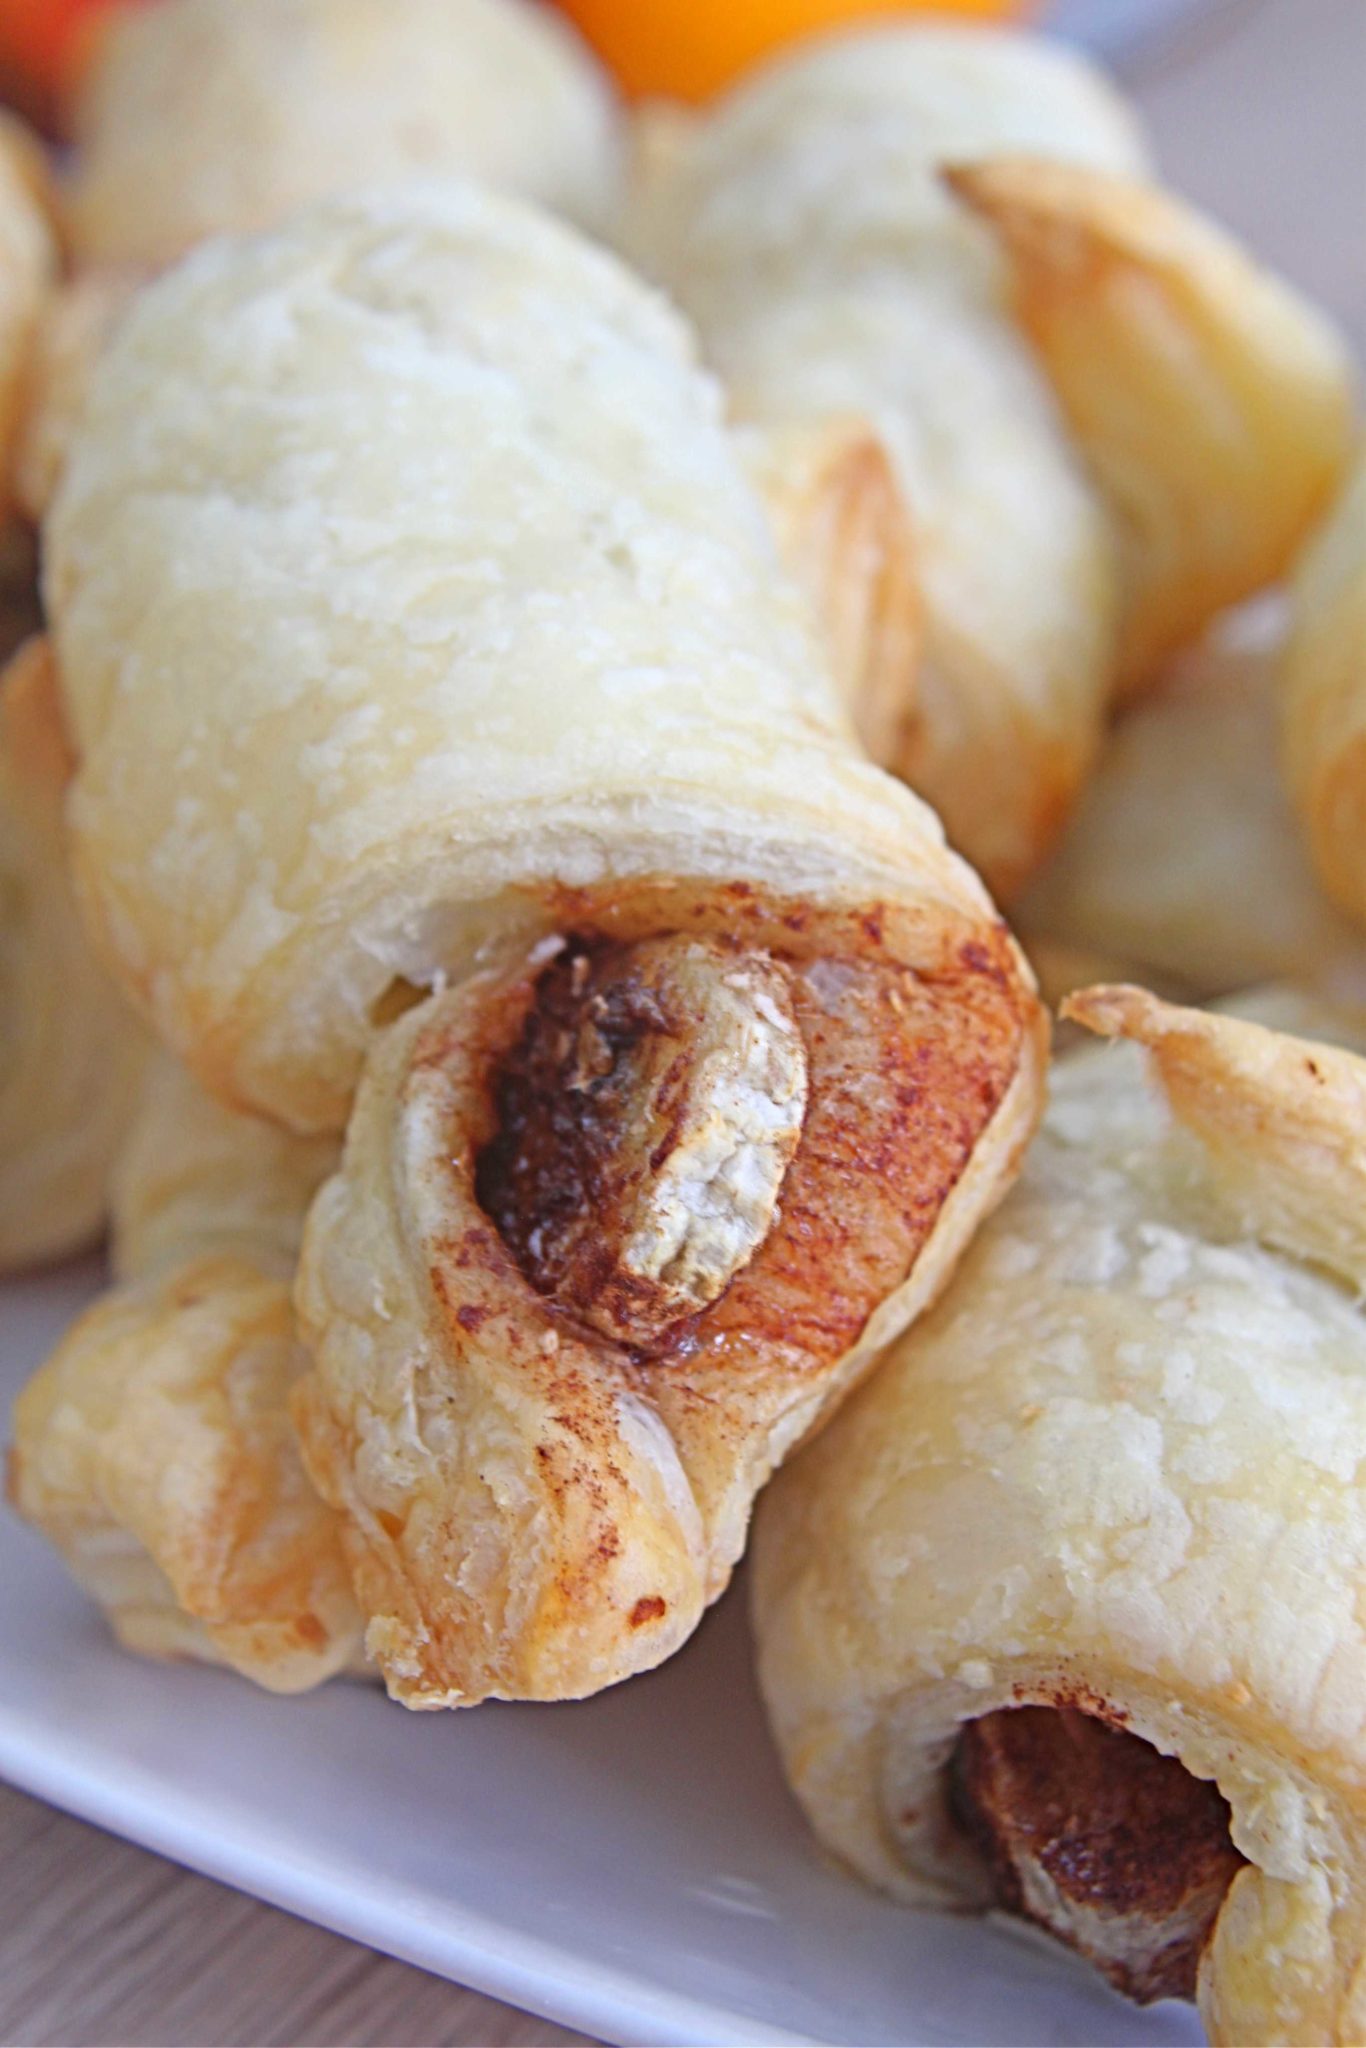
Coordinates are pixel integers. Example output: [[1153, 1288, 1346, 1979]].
[[2, 1262, 1207, 2048]]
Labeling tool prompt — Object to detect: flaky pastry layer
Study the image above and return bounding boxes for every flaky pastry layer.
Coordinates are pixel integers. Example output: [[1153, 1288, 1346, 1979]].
[[8, 1054, 358, 1691]]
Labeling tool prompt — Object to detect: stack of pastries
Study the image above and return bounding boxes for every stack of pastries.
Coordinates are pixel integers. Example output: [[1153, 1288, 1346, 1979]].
[[1, 2, 1362, 2040]]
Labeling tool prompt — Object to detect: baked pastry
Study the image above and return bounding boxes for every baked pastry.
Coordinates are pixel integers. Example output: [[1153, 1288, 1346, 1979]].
[[63, 0, 620, 265], [7, 1052, 360, 1692], [42, 179, 1044, 1703], [0, 636, 148, 1270], [950, 157, 1355, 695], [11, 0, 621, 521], [623, 24, 1147, 898], [622, 26, 1356, 898], [752, 983, 1366, 2043], [1282, 450, 1366, 929], [1018, 617, 1366, 1006]]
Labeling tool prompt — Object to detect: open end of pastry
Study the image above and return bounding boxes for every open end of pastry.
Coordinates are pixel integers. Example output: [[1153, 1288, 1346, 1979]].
[[471, 885, 1031, 1378], [949, 1706, 1244, 2004], [477, 935, 809, 1348]]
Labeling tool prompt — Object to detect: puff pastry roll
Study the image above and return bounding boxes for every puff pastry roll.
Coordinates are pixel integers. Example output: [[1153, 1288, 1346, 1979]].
[[41, 181, 1045, 1703], [0, 637, 148, 1270], [951, 158, 1355, 694], [622, 24, 1147, 899], [7, 1053, 360, 1693], [752, 984, 1366, 2043], [63, 0, 619, 266], [1019, 618, 1366, 1006], [1283, 451, 1366, 929]]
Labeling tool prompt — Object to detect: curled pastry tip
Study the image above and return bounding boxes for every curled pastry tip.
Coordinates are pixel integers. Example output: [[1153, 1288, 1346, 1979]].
[[7, 1056, 361, 1693], [1066, 980, 1366, 1290], [946, 155, 1356, 689], [746, 416, 921, 775]]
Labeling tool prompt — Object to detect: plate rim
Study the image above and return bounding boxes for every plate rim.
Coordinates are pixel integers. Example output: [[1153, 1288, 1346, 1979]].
[[0, 1702, 821, 2048]]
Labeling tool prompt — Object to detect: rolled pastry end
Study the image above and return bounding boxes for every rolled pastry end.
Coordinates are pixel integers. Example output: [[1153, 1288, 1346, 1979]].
[[7, 1255, 364, 1693], [951, 1705, 1243, 2004], [947, 157, 1356, 691], [295, 879, 1043, 1707], [478, 935, 808, 1347]]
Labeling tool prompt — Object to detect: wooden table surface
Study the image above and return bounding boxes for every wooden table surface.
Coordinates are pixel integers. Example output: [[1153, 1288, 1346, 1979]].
[[5, 3, 1364, 2043]]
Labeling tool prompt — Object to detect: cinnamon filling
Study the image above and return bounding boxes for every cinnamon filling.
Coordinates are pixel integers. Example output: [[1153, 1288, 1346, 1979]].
[[951, 1708, 1244, 2004], [475, 899, 1025, 1371]]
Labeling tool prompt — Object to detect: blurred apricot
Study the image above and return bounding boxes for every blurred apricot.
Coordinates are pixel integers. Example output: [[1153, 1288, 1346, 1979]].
[[553, 0, 1032, 101]]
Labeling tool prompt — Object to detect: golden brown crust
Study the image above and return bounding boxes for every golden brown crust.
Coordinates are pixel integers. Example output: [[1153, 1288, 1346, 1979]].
[[745, 417, 921, 772], [0, 111, 56, 525], [8, 1253, 359, 1690], [949, 157, 1356, 695], [294, 878, 1044, 1706], [1282, 452, 1366, 930], [0, 637, 148, 1270], [6, 1054, 360, 1691]]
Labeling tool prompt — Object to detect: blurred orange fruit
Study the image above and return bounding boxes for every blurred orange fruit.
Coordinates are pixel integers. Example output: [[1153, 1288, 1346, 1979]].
[[0, 0, 141, 129], [554, 0, 1033, 101]]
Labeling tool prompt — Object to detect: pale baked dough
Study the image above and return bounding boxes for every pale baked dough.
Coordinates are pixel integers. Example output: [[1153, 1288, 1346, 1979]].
[[951, 158, 1355, 694], [16, 0, 621, 522], [46, 179, 1042, 1127], [752, 984, 1366, 2044], [62, 0, 620, 265], [622, 25, 1147, 899], [7, 1053, 360, 1692], [1018, 616, 1366, 1005], [0, 637, 148, 1270], [1282, 450, 1366, 929]]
